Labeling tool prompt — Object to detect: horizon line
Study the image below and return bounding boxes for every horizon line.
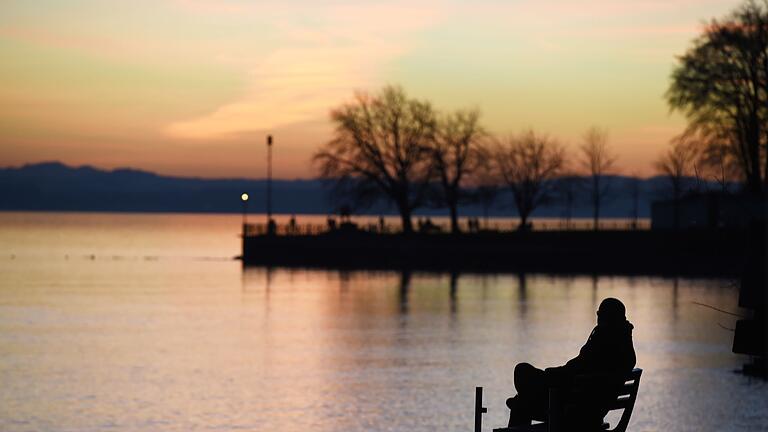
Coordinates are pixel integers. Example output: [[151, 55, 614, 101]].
[[2, 160, 670, 183]]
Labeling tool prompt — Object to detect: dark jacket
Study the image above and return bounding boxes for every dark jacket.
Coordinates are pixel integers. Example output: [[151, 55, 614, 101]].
[[544, 320, 636, 425], [545, 319, 636, 383]]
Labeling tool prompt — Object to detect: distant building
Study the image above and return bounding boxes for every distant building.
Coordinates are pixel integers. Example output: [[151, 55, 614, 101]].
[[651, 193, 766, 230]]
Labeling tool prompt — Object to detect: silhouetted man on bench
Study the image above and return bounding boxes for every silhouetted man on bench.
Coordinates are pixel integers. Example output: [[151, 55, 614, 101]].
[[506, 298, 636, 429]]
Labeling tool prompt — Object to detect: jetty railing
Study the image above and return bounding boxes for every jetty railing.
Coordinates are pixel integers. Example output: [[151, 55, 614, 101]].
[[243, 219, 650, 237]]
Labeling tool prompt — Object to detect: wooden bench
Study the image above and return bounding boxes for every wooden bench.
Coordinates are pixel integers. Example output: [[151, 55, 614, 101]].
[[476, 368, 642, 432]]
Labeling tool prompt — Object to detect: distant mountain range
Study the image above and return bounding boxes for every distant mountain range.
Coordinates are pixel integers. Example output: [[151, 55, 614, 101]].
[[0, 161, 706, 217]]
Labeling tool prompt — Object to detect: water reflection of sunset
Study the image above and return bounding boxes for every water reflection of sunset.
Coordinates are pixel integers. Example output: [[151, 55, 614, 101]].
[[0, 211, 764, 431]]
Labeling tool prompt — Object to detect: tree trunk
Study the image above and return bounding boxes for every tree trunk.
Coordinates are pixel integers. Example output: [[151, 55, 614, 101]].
[[673, 183, 680, 231], [748, 115, 763, 195], [592, 176, 600, 231], [673, 199, 680, 231], [519, 210, 530, 231], [513, 188, 532, 231], [764, 125, 767, 193], [593, 195, 600, 231], [449, 203, 460, 234], [747, 175, 763, 196], [399, 204, 413, 234]]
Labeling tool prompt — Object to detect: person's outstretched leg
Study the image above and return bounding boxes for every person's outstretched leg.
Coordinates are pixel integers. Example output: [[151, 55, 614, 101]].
[[507, 362, 548, 426]]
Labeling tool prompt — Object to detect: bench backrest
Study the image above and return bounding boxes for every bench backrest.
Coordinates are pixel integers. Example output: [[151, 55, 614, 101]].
[[606, 368, 642, 432], [549, 368, 642, 432]]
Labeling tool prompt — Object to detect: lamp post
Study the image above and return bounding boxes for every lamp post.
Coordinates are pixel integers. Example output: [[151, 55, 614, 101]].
[[241, 192, 249, 230], [267, 135, 273, 222], [266, 135, 276, 235]]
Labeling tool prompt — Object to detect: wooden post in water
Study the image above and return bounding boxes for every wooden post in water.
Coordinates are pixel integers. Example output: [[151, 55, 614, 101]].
[[474, 386, 487, 432]]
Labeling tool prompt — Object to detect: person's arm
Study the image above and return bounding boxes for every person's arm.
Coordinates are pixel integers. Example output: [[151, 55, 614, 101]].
[[544, 327, 598, 385]]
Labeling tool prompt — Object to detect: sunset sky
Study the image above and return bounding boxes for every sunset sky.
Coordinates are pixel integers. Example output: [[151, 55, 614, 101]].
[[0, 0, 741, 179]]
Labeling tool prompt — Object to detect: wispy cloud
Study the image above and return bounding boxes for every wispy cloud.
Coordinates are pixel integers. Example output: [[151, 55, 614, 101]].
[[165, 1, 442, 140], [0, 0, 737, 177]]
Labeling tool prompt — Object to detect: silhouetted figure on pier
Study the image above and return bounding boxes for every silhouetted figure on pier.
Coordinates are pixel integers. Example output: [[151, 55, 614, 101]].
[[468, 217, 480, 232], [418, 217, 439, 233], [506, 298, 636, 428]]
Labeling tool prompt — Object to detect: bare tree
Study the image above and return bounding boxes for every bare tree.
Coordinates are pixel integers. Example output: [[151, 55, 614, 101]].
[[428, 109, 484, 233], [313, 86, 436, 233], [654, 140, 697, 229], [579, 127, 617, 230], [493, 130, 565, 229], [667, 1, 768, 195]]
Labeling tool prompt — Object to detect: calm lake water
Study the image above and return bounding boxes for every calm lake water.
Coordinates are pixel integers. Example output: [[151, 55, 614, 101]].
[[0, 212, 765, 432]]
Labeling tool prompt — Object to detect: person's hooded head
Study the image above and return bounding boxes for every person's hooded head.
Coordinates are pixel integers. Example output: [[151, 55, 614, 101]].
[[597, 297, 628, 328]]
